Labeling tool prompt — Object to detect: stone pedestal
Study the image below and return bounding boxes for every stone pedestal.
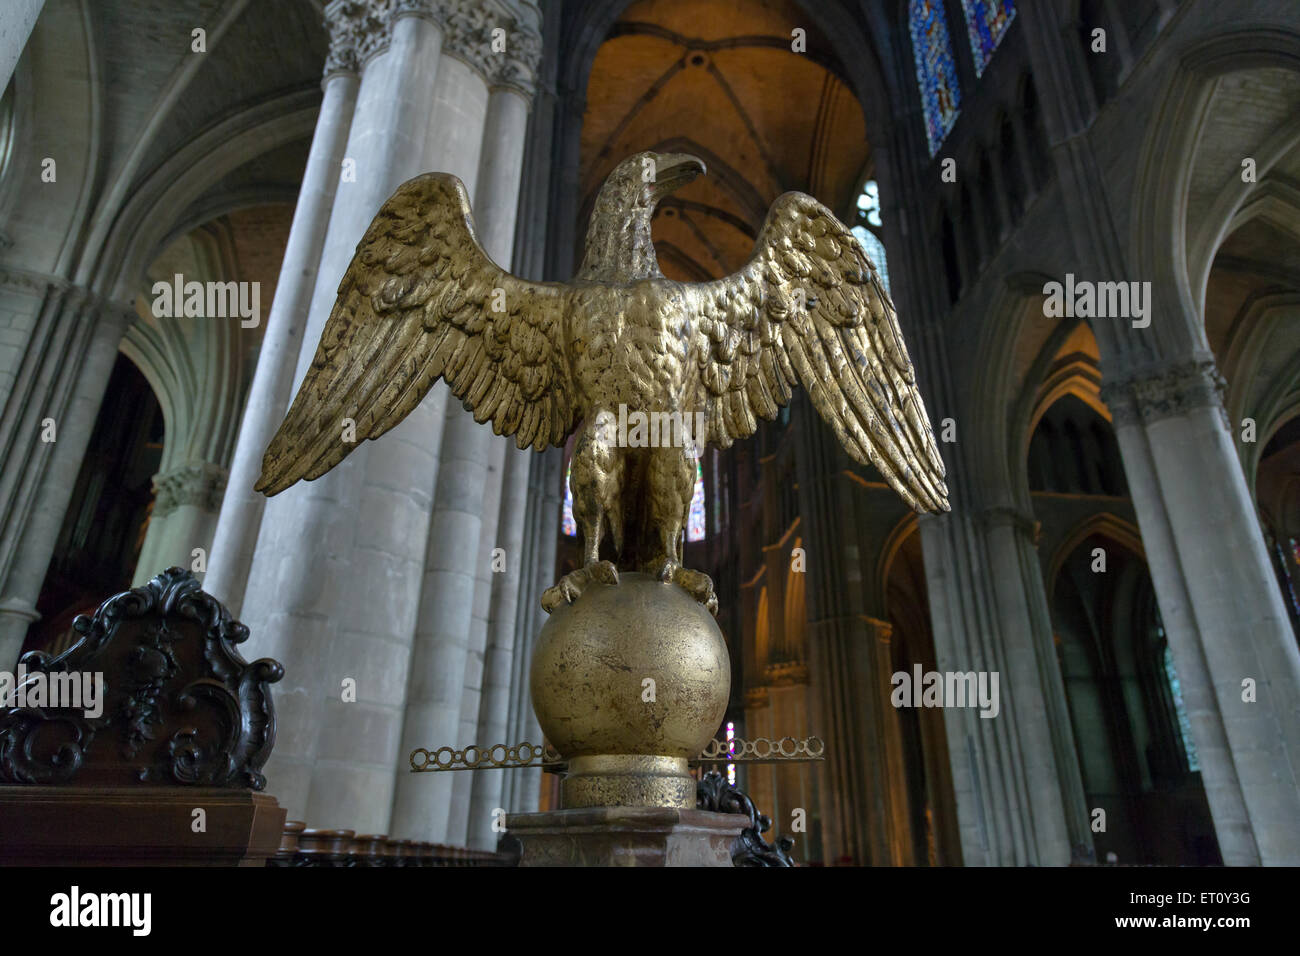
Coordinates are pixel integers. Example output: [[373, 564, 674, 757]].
[[505, 807, 746, 867]]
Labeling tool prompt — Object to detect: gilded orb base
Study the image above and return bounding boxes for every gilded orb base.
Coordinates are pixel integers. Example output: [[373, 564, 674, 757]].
[[561, 755, 695, 809], [530, 572, 730, 809]]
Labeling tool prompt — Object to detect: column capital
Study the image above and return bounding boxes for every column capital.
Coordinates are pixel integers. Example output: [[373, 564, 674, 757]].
[[1100, 356, 1227, 429], [351, 0, 395, 68], [391, 0, 450, 16], [439, 0, 496, 80], [763, 659, 809, 686], [436, 1, 541, 100], [0, 597, 40, 625], [861, 615, 893, 641], [978, 505, 1040, 545], [490, 16, 542, 100], [152, 462, 229, 520], [323, 0, 365, 77], [344, 0, 453, 69], [0, 267, 135, 327], [744, 686, 770, 710]]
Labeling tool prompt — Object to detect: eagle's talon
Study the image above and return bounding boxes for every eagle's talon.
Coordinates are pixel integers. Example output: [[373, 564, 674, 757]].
[[590, 560, 620, 586], [642, 560, 718, 617], [541, 560, 620, 614]]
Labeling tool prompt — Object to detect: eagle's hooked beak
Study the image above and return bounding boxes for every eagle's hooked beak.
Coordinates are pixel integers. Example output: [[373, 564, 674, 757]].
[[650, 153, 706, 200]]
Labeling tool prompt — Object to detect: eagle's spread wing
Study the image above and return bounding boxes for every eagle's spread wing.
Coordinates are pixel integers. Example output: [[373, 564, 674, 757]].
[[688, 191, 949, 512], [257, 173, 575, 496]]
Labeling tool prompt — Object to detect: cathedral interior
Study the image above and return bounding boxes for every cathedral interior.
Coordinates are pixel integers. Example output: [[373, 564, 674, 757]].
[[1, 0, 1299, 868]]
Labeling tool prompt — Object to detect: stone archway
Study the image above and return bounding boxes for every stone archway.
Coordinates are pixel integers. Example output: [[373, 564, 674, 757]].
[[1048, 520, 1221, 865]]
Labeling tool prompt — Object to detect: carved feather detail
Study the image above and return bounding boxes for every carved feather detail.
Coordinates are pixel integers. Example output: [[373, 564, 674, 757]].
[[257, 167, 948, 522]]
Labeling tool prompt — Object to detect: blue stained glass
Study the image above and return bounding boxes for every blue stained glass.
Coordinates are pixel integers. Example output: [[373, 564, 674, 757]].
[[687, 460, 706, 542], [852, 227, 891, 296], [562, 463, 576, 536], [565, 460, 706, 541], [1162, 643, 1200, 773], [853, 180, 891, 295], [909, 0, 962, 155], [961, 0, 1016, 77]]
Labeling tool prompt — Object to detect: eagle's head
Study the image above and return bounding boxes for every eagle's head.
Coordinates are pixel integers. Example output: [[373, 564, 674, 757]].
[[577, 151, 707, 283], [612, 151, 708, 209]]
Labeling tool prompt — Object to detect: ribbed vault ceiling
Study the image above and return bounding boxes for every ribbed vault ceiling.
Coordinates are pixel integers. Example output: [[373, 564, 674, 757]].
[[580, 0, 871, 282]]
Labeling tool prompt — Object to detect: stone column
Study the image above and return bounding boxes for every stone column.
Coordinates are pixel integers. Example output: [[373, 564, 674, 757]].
[[132, 462, 228, 585], [445, 436, 506, 844], [466, 444, 531, 848], [237, 1, 448, 832], [449, 74, 536, 846], [0, 289, 131, 666], [791, 396, 918, 865], [204, 13, 361, 615], [383, 11, 493, 844], [872, 619, 917, 864], [1104, 358, 1300, 865], [0, 0, 43, 95], [389, 9, 539, 842], [470, 86, 531, 264], [390, 400, 494, 842], [807, 610, 910, 865], [978, 504, 1090, 858], [501, 446, 561, 814], [919, 505, 1086, 866]]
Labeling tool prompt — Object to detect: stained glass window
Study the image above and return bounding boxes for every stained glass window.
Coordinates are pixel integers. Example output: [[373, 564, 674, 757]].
[[909, 0, 962, 155], [1162, 642, 1200, 773], [961, 0, 1016, 77], [562, 463, 576, 536], [687, 459, 706, 542], [852, 180, 891, 295]]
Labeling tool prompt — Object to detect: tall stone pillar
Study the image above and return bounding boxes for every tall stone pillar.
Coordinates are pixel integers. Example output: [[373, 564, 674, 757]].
[[132, 462, 228, 584], [390, 402, 494, 842], [445, 436, 507, 845], [977, 505, 1090, 857], [205, 13, 361, 614], [467, 445, 531, 848], [919, 505, 1083, 866], [501, 446, 561, 814], [385, 8, 499, 844], [389, 9, 540, 841], [0, 0, 43, 95], [238, 0, 448, 832], [807, 610, 913, 865], [0, 290, 132, 665], [791, 396, 915, 865], [1104, 357, 1300, 865], [448, 77, 536, 847]]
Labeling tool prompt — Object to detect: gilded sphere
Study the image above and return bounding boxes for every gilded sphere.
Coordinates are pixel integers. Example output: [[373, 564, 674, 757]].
[[531, 572, 731, 760]]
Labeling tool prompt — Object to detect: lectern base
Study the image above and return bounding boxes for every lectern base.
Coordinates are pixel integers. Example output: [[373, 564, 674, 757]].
[[504, 806, 746, 867]]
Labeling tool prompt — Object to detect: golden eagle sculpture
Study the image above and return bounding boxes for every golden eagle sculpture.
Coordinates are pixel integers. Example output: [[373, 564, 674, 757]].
[[256, 151, 950, 615]]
